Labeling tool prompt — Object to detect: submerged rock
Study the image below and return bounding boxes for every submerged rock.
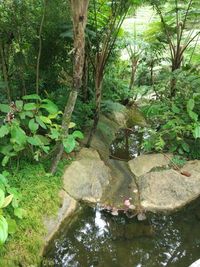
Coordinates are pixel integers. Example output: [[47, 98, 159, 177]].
[[128, 153, 172, 177]]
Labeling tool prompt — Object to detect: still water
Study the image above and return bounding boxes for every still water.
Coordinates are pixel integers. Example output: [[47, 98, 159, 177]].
[[43, 200, 200, 267]]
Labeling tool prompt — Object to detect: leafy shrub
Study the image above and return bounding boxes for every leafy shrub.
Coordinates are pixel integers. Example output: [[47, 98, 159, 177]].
[[0, 94, 83, 165], [0, 171, 23, 245], [141, 94, 200, 158]]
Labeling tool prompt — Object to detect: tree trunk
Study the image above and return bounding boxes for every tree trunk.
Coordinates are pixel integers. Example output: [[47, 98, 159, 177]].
[[50, 0, 89, 174], [86, 64, 103, 147], [36, 0, 46, 95], [129, 58, 138, 91], [82, 53, 89, 102], [170, 50, 183, 98], [0, 42, 11, 102]]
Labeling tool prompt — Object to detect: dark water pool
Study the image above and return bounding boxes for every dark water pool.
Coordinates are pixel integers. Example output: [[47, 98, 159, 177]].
[[43, 199, 200, 267]]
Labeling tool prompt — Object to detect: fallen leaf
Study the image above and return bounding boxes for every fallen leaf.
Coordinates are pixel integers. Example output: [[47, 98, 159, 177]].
[[180, 171, 191, 177]]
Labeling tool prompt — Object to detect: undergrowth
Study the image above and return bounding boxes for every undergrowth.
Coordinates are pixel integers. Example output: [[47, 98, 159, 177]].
[[0, 159, 69, 266]]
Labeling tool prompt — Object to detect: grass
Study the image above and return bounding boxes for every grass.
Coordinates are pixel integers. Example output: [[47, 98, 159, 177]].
[[0, 159, 69, 267]]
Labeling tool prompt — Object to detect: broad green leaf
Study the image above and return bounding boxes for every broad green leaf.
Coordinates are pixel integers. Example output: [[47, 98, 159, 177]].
[[0, 125, 9, 138], [181, 142, 190, 153], [7, 218, 17, 234], [10, 125, 27, 145], [188, 111, 198, 122], [0, 189, 5, 208], [24, 103, 37, 111], [41, 99, 58, 114], [15, 100, 23, 110], [13, 144, 25, 152], [2, 156, 10, 167], [48, 111, 62, 119], [39, 116, 52, 124], [0, 216, 8, 244], [178, 148, 184, 155], [0, 104, 10, 113], [172, 103, 180, 114], [187, 99, 195, 111], [25, 111, 34, 118], [0, 174, 8, 188], [28, 119, 39, 133], [63, 135, 76, 153], [37, 135, 50, 145], [35, 116, 47, 129], [193, 125, 200, 139], [8, 188, 21, 208], [72, 130, 84, 140], [41, 146, 50, 153], [69, 122, 76, 128], [48, 128, 60, 140], [1, 194, 13, 208], [19, 112, 26, 120], [14, 207, 25, 219], [2, 171, 9, 178], [27, 136, 42, 146], [22, 94, 41, 100], [0, 144, 13, 155]]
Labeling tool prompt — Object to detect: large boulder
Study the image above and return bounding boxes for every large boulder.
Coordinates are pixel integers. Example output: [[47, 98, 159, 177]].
[[126, 105, 148, 127], [136, 165, 200, 212], [63, 148, 111, 203], [106, 102, 127, 127], [128, 153, 172, 177]]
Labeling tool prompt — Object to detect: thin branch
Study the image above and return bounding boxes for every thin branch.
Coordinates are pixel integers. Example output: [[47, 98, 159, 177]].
[[180, 0, 193, 37], [36, 0, 46, 95], [155, 4, 175, 60], [181, 31, 200, 56], [188, 34, 200, 64]]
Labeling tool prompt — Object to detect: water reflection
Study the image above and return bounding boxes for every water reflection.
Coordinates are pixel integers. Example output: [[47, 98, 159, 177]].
[[109, 127, 146, 161], [44, 201, 200, 267]]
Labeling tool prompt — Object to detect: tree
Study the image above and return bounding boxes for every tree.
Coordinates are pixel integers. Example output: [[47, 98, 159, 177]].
[[86, 0, 139, 146], [151, 0, 200, 97], [50, 0, 89, 174]]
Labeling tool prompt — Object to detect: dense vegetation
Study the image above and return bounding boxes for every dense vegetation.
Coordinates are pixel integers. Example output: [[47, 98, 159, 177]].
[[0, 0, 200, 265]]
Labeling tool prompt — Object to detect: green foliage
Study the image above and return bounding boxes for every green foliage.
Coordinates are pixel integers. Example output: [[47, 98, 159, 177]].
[[0, 161, 66, 265], [0, 171, 23, 246], [142, 91, 200, 158], [0, 95, 84, 165], [171, 156, 186, 168], [63, 129, 84, 154], [0, 95, 61, 165], [103, 60, 131, 102]]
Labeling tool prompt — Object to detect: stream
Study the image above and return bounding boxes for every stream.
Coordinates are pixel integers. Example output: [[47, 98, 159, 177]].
[[43, 200, 200, 267]]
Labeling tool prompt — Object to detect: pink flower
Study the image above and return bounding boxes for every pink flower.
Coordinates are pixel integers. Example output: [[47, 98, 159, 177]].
[[124, 199, 131, 207]]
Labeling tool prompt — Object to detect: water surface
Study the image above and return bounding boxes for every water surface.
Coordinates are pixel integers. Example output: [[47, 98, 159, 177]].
[[43, 200, 200, 267]]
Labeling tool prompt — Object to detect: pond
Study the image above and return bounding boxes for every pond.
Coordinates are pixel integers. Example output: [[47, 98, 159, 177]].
[[43, 199, 200, 267]]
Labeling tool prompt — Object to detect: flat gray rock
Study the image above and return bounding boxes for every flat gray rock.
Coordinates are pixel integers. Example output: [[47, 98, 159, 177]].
[[63, 148, 111, 203], [137, 167, 200, 212], [128, 153, 172, 177]]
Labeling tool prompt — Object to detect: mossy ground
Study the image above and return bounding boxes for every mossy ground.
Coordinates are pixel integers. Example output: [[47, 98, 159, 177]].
[[0, 159, 69, 267]]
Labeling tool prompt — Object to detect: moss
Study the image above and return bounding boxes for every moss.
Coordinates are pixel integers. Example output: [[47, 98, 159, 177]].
[[0, 160, 69, 266]]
